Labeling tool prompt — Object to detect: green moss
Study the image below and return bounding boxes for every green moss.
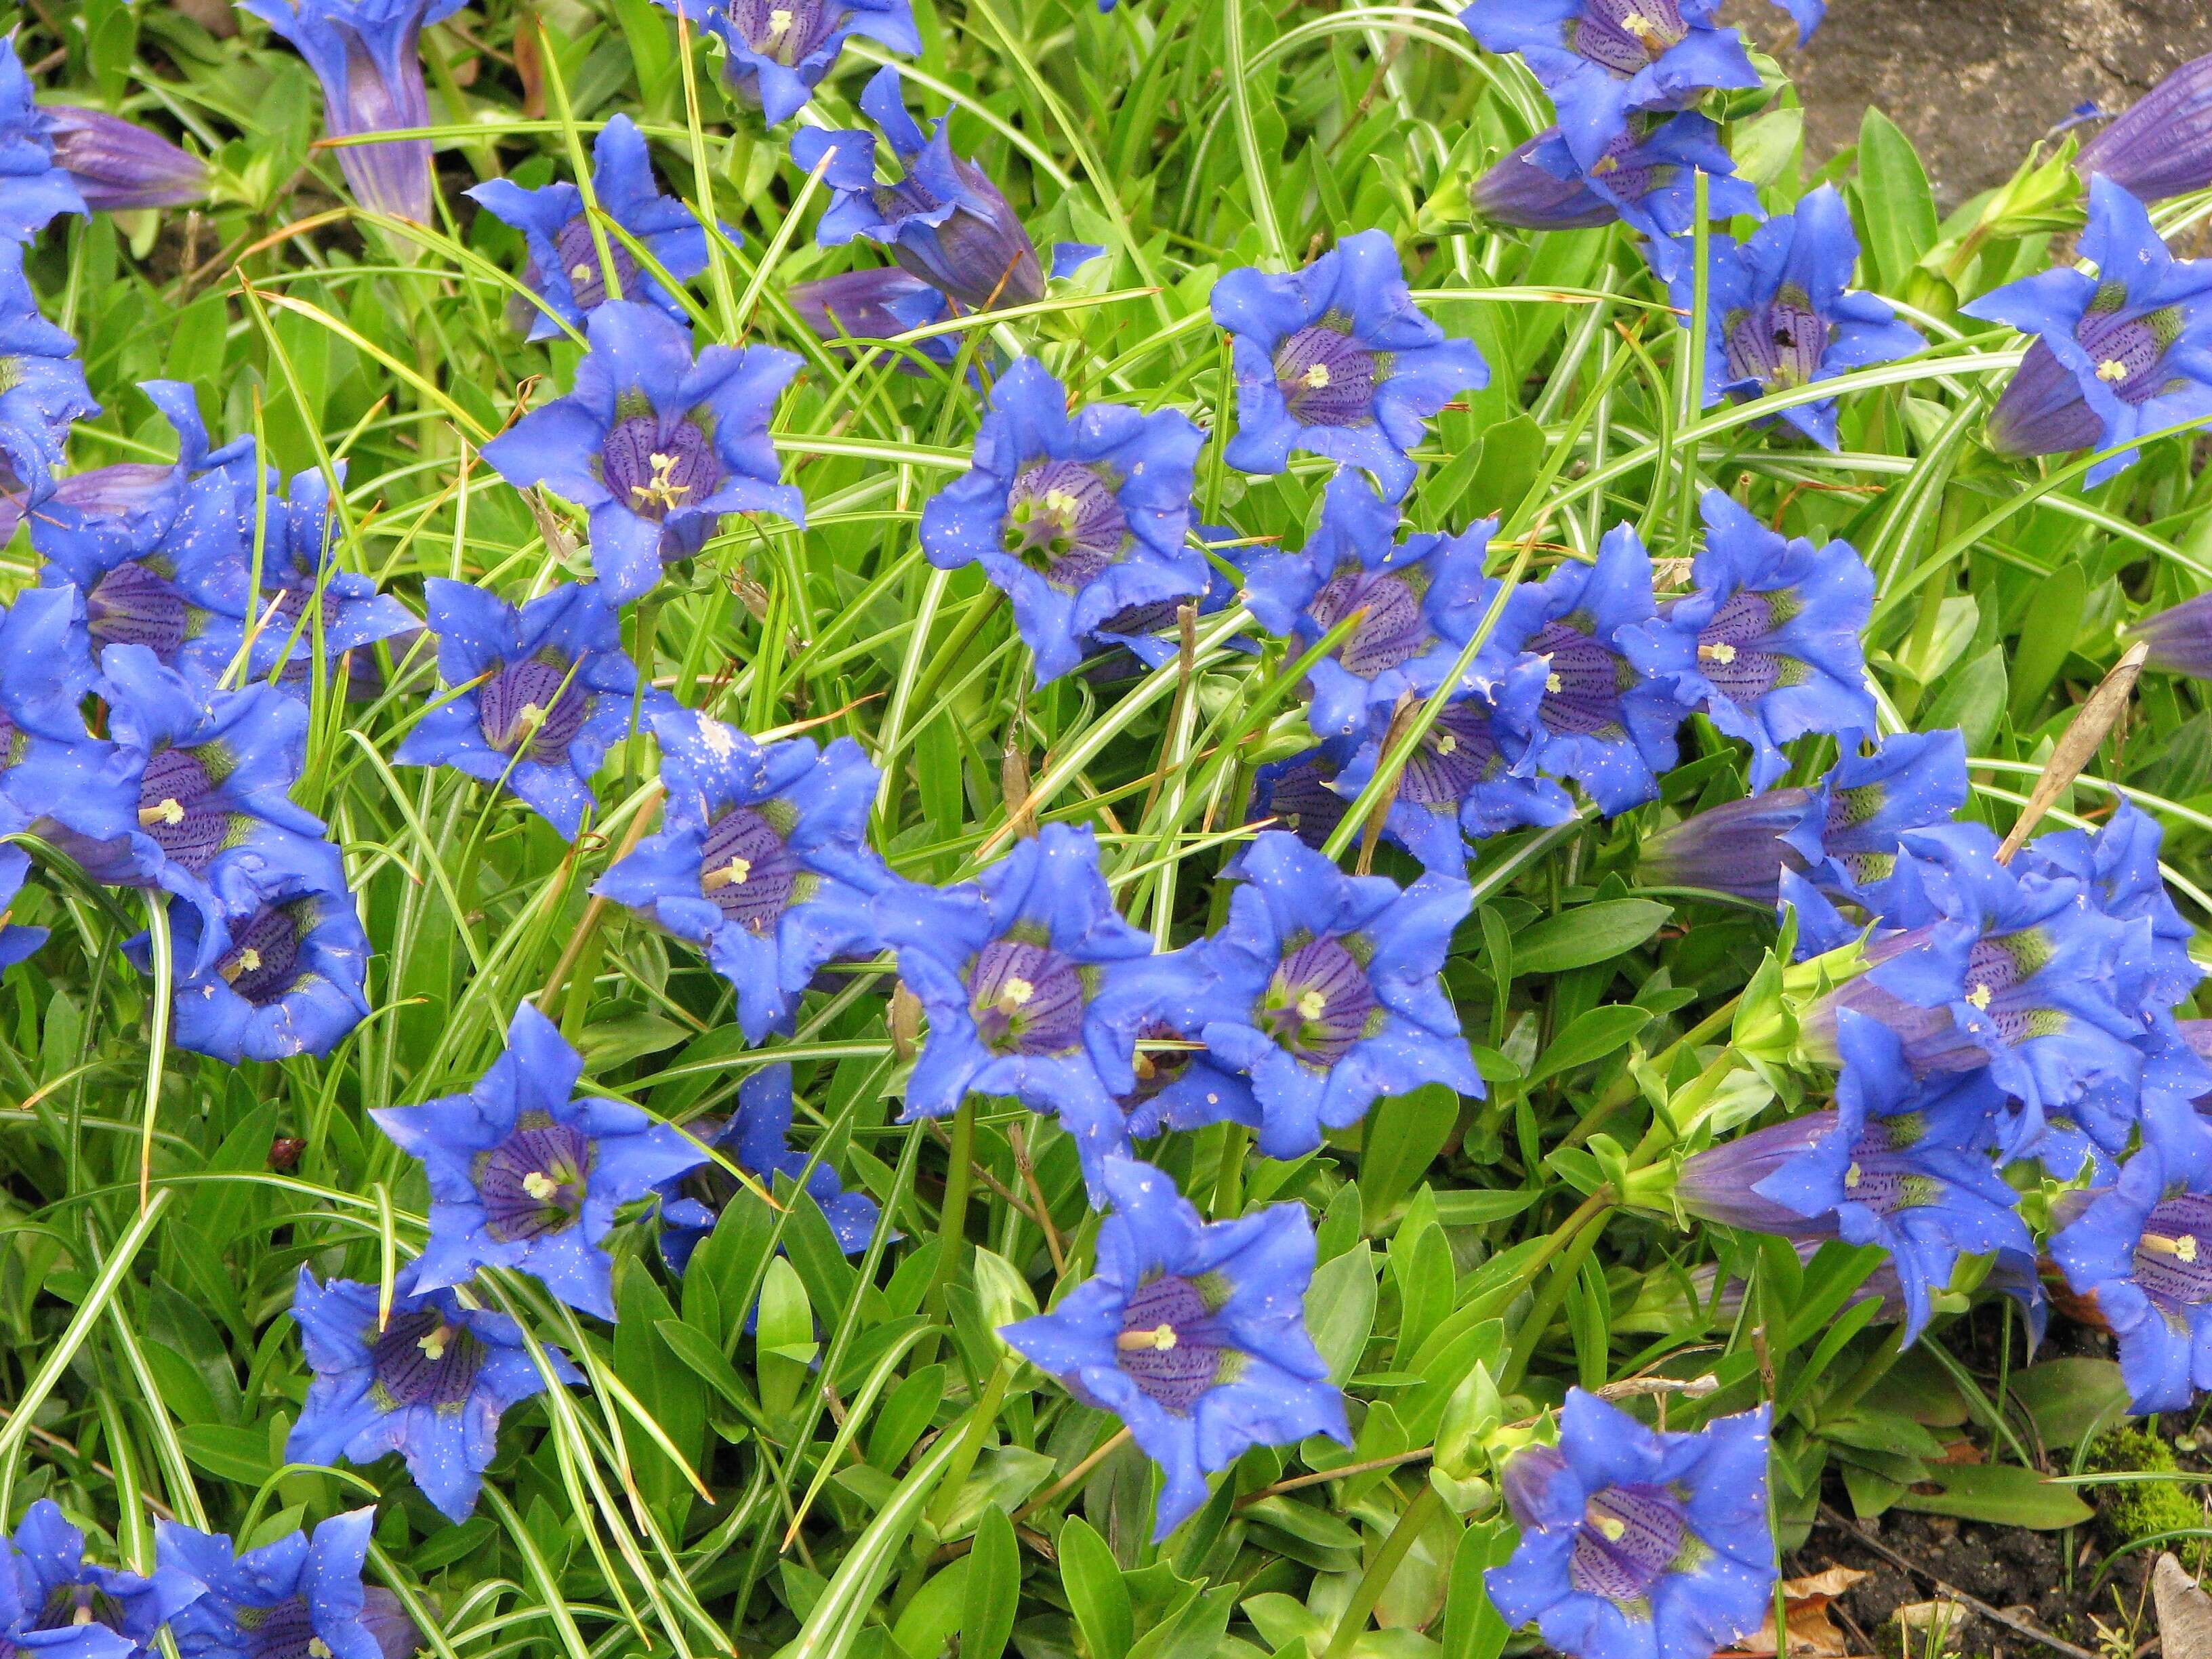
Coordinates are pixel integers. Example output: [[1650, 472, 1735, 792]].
[[2082, 1426, 2212, 1572]]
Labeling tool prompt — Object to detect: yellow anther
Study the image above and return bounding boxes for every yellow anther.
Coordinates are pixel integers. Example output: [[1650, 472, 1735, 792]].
[[1591, 155, 1620, 176], [1965, 983, 1992, 1011], [1699, 640, 1738, 665], [2097, 359, 2131, 384], [417, 1325, 450, 1363], [570, 262, 594, 283], [2144, 1233, 2202, 1263], [769, 7, 795, 29], [998, 977, 1036, 1014], [1300, 362, 1332, 390], [629, 451, 692, 512], [1116, 1323, 1179, 1352], [1844, 1162, 1861, 1189], [1041, 487, 1081, 518], [1547, 672, 1563, 693], [702, 855, 753, 893], [308, 1642, 333, 1659], [1595, 1515, 1628, 1542], [1436, 733, 1458, 756], [140, 798, 185, 828], [2184, 1235, 2200, 1264], [1620, 11, 1662, 41], [220, 947, 264, 985], [522, 1172, 560, 1202], [1296, 989, 1328, 1021]]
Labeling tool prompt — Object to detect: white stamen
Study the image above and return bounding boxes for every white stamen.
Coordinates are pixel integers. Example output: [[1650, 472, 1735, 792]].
[[418, 1325, 449, 1362], [1965, 983, 1992, 1010], [998, 976, 1036, 1010], [220, 947, 263, 986], [1296, 989, 1328, 1021], [1435, 733, 1458, 756], [570, 262, 594, 283], [1115, 1323, 1178, 1352], [1300, 362, 1332, 390], [1843, 1162, 1861, 1189], [2096, 359, 2131, 384], [769, 7, 795, 30], [702, 855, 753, 893], [523, 1171, 560, 1202], [630, 451, 692, 512], [1699, 640, 1738, 665], [140, 798, 185, 827]]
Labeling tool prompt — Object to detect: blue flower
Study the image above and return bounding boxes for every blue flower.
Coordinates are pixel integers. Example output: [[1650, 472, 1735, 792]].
[[917, 357, 1206, 687], [787, 266, 954, 372], [595, 706, 885, 1043], [1247, 741, 1357, 853], [2021, 799, 2203, 1015], [657, 1062, 881, 1275], [2051, 1122, 2212, 1414], [1077, 525, 1244, 675], [287, 1259, 581, 1521], [0, 241, 98, 501], [2131, 588, 2212, 680], [124, 858, 370, 1064], [0, 38, 85, 244], [239, 0, 470, 226], [1479, 116, 1761, 283], [874, 825, 1160, 1167], [3, 1500, 201, 1659], [155, 1510, 410, 1659], [998, 1157, 1347, 1542], [390, 579, 649, 841], [481, 300, 804, 602], [2076, 54, 2212, 207], [1776, 728, 1969, 954], [1486, 1390, 1775, 1659], [42, 107, 208, 213], [369, 1000, 707, 1319], [1963, 177, 2212, 486], [1494, 523, 1689, 815], [1669, 186, 1923, 450], [468, 115, 712, 342], [1750, 1011, 2030, 1342], [1191, 830, 1481, 1160], [1459, 0, 1760, 174], [668, 0, 921, 129], [1210, 230, 1489, 501], [1622, 491, 1877, 791]]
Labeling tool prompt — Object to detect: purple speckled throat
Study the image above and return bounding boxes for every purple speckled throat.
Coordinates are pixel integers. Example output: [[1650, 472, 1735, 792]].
[[1723, 285, 1830, 392], [600, 413, 724, 525], [1566, 1483, 1695, 1608], [1306, 566, 1432, 678], [478, 653, 592, 763], [218, 901, 307, 1006], [968, 935, 1088, 1056], [1273, 319, 1381, 427], [2133, 1194, 2212, 1309], [1571, 0, 1689, 76], [371, 1309, 489, 1410], [475, 1114, 594, 1242], [138, 745, 230, 874], [1259, 935, 1378, 1066], [1001, 459, 1130, 592], [1115, 1271, 1231, 1412], [698, 802, 804, 931], [725, 0, 839, 65], [2076, 285, 2186, 407], [552, 216, 641, 312]]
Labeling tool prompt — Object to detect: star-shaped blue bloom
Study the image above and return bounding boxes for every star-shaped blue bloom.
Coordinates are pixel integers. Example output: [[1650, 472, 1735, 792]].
[[482, 300, 804, 602], [287, 1260, 581, 1521], [1774, 728, 1969, 955], [657, 1061, 882, 1275], [595, 705, 885, 1044], [657, 0, 922, 129], [124, 855, 371, 1064], [1622, 490, 1877, 792], [1211, 231, 1488, 502], [998, 1157, 1348, 1542], [1487, 1389, 1776, 1659], [1494, 523, 1690, 816], [2051, 1120, 2212, 1414], [0, 241, 97, 502], [1459, 0, 1761, 175], [1964, 176, 2212, 486], [156, 1510, 414, 1659], [371, 1000, 706, 1319], [0, 37, 86, 245], [3, 1500, 201, 1659], [1191, 830, 1481, 1160], [391, 579, 649, 841], [469, 115, 713, 342], [238, 0, 469, 226], [918, 357, 1206, 687], [1669, 186, 1923, 450]]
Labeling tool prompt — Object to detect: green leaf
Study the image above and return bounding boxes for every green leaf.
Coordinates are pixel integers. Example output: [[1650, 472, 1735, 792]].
[[1525, 1005, 1653, 1086], [1853, 108, 1939, 293], [1894, 1462, 2093, 1530], [1923, 644, 2009, 754], [1307, 1242, 1378, 1385], [178, 1424, 271, 1486], [1428, 1188, 1540, 1227], [962, 1507, 1021, 1659], [1511, 901, 1671, 977], [1360, 1084, 1460, 1231], [1059, 1515, 1134, 1659], [2008, 563, 2088, 719], [2007, 1357, 2133, 1452]]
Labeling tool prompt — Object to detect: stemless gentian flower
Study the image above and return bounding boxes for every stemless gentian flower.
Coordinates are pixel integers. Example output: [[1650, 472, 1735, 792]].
[[1486, 1390, 1776, 1659], [1670, 186, 1923, 449], [874, 823, 1158, 1172], [1963, 176, 2212, 485], [1459, 0, 1760, 172], [3, 1500, 201, 1659], [0, 39, 85, 243], [787, 266, 954, 371], [595, 706, 884, 1043], [1749, 1011, 2030, 1341], [370, 1000, 705, 1319], [2051, 1123, 2212, 1412], [391, 579, 646, 840], [2076, 52, 2212, 206], [1776, 729, 1969, 952], [43, 108, 208, 211], [124, 859, 370, 1064], [1193, 830, 1481, 1159], [480, 300, 804, 602], [239, 0, 469, 226], [1622, 490, 1876, 791], [0, 242, 98, 499], [917, 357, 1206, 687], [656, 1062, 881, 1274], [287, 1260, 581, 1521], [2023, 800, 2202, 1015], [1477, 116, 1760, 283], [675, 0, 922, 129], [1495, 523, 1689, 815], [468, 115, 712, 341], [793, 68, 1073, 314], [998, 1157, 1348, 1541], [1211, 230, 1488, 501], [156, 1510, 411, 1659]]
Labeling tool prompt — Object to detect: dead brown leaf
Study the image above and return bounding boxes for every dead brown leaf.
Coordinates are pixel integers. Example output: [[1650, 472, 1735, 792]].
[[2154, 1553, 2212, 1659], [1717, 1565, 1870, 1658]]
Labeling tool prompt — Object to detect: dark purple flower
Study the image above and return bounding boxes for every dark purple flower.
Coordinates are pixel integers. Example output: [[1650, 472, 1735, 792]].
[[2021, 799, 2201, 1015], [2132, 588, 2212, 679], [1247, 741, 1357, 853], [2077, 52, 2212, 206], [43, 108, 208, 211], [787, 266, 954, 371]]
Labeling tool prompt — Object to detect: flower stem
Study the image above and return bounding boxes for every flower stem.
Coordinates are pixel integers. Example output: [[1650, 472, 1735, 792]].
[[1319, 1480, 1443, 1659], [1501, 1195, 1614, 1393], [927, 1097, 979, 1322], [1563, 994, 1740, 1149]]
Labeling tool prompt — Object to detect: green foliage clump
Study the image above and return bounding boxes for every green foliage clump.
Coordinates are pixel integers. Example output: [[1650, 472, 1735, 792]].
[[2083, 1427, 2212, 1573]]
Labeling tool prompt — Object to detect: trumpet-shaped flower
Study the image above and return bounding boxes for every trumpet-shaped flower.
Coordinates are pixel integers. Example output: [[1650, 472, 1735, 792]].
[[2131, 588, 2212, 680], [287, 1261, 581, 1521], [1669, 187, 1923, 450], [1964, 177, 2212, 486], [481, 301, 804, 602], [918, 357, 1206, 686], [595, 706, 885, 1042], [2020, 799, 2202, 1015], [0, 39, 85, 243], [998, 1157, 1347, 1541], [1247, 741, 1357, 853], [370, 1001, 706, 1319], [787, 266, 954, 371], [1193, 830, 1481, 1159], [0, 241, 97, 501], [468, 115, 712, 341], [3, 1501, 200, 1659], [1210, 230, 1488, 501], [156, 1510, 411, 1659], [1486, 1390, 1776, 1659], [43, 108, 207, 212], [674, 0, 922, 128], [2076, 52, 2212, 207], [1623, 491, 1876, 790], [239, 0, 468, 225], [391, 579, 649, 840]]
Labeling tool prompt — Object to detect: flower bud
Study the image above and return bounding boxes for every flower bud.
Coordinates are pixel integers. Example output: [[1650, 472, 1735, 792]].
[[43, 107, 207, 210], [2077, 52, 2212, 205]]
